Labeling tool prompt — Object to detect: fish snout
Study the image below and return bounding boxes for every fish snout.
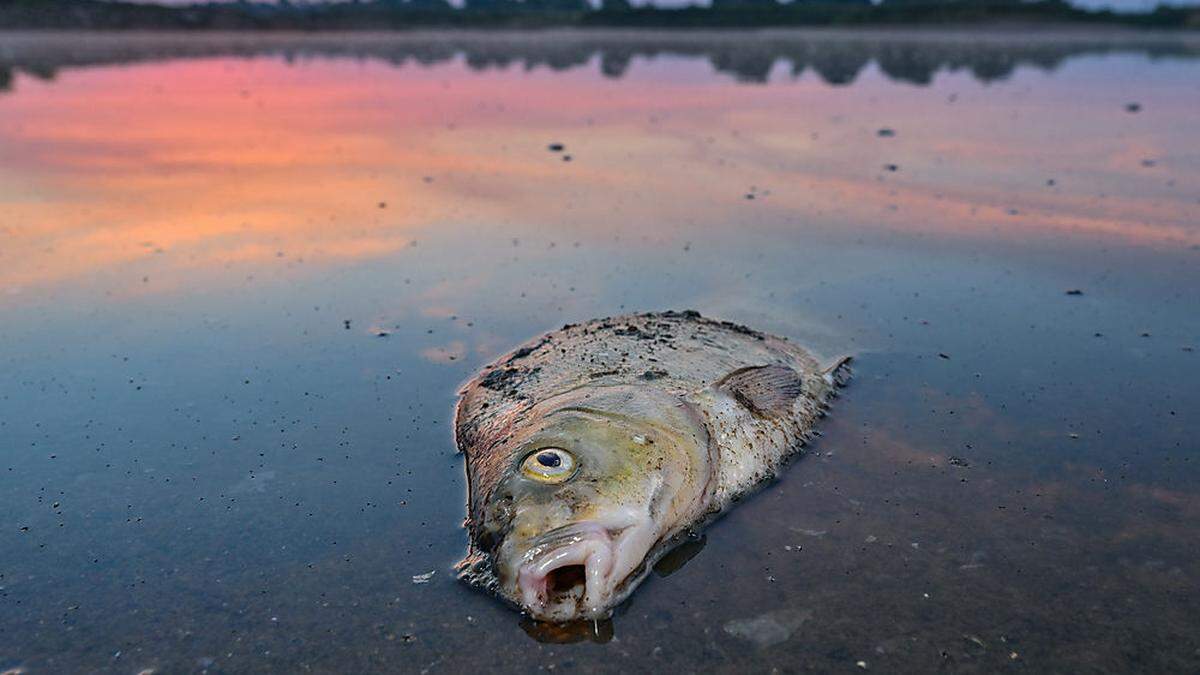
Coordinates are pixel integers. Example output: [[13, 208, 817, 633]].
[[517, 524, 617, 622]]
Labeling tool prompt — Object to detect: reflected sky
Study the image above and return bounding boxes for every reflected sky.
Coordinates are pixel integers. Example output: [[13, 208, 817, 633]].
[[0, 31, 1198, 674], [1, 32, 1197, 302]]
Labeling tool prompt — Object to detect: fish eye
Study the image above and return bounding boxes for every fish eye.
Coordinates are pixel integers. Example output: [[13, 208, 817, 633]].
[[521, 447, 577, 483]]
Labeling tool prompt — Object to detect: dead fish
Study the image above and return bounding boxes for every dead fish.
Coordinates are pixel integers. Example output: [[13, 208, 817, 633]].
[[454, 310, 849, 622]]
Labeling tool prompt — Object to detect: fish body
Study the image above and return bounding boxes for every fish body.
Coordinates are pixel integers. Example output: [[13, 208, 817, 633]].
[[455, 310, 848, 622]]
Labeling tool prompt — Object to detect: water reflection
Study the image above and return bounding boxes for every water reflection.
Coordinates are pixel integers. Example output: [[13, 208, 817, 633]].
[[520, 617, 615, 644], [2, 30, 1199, 89], [0, 30, 1197, 674], [652, 534, 707, 577], [2, 31, 1197, 303]]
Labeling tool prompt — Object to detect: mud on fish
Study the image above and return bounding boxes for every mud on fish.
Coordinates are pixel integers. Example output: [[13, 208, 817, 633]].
[[454, 310, 850, 623]]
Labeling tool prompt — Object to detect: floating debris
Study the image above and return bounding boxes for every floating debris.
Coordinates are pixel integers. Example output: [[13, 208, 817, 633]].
[[412, 570, 436, 584], [1065, 289, 1084, 296]]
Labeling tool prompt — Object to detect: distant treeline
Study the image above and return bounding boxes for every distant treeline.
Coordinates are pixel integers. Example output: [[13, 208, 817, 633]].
[[0, 0, 1197, 29], [4, 31, 1200, 92]]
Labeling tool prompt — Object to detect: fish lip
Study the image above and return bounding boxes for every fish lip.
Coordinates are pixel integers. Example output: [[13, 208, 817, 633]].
[[516, 523, 622, 621]]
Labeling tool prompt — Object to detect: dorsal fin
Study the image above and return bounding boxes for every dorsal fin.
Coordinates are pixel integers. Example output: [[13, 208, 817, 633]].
[[716, 364, 805, 417]]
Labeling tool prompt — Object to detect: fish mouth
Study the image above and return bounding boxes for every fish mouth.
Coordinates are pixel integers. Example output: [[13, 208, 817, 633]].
[[517, 522, 632, 622]]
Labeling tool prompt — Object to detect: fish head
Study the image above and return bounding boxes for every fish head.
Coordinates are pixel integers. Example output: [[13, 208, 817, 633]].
[[471, 386, 711, 622]]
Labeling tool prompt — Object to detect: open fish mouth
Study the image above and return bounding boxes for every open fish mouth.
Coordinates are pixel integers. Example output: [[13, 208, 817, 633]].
[[517, 523, 630, 622]]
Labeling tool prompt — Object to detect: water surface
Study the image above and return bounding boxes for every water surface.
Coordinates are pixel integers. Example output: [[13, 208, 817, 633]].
[[1, 30, 1198, 673]]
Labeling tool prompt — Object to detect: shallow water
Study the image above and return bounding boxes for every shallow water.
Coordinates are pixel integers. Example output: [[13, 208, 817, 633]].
[[0, 29, 1198, 673]]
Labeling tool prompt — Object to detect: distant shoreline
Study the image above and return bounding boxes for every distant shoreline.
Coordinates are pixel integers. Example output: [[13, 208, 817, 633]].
[[4, 26, 1198, 92], [1, 0, 1197, 32], [3, 25, 1200, 38]]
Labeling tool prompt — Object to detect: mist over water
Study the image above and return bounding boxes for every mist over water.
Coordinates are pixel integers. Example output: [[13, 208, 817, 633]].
[[0, 30, 1197, 673]]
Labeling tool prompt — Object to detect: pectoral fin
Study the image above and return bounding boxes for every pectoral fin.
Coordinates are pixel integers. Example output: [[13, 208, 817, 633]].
[[716, 364, 805, 417]]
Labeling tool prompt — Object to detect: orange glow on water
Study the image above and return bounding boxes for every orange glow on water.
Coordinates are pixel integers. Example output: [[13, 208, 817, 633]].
[[1, 46, 1197, 298]]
